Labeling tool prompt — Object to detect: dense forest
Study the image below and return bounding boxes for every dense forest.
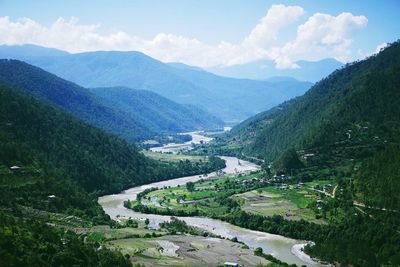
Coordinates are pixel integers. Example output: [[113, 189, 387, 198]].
[[0, 211, 132, 267], [354, 145, 400, 211], [0, 60, 222, 143], [89, 86, 223, 133], [213, 40, 400, 163], [0, 81, 225, 266], [209, 42, 400, 215], [0, 81, 226, 195]]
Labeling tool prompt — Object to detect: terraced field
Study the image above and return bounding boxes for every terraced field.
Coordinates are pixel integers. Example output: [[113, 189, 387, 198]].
[[232, 184, 331, 224], [142, 151, 208, 162]]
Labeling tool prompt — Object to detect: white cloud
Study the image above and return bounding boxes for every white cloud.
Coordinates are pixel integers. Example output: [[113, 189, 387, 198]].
[[242, 4, 304, 48], [273, 12, 368, 68], [375, 42, 388, 54], [0, 6, 368, 69]]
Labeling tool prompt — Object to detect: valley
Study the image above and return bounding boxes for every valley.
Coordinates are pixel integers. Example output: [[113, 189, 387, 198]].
[[0, 4, 399, 265], [99, 132, 323, 266]]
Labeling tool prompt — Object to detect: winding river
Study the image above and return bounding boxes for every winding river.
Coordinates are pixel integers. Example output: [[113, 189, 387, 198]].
[[99, 132, 323, 266]]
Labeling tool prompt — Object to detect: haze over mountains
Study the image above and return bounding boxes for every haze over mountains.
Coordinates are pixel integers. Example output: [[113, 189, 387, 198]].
[[0, 44, 314, 123], [206, 58, 343, 82]]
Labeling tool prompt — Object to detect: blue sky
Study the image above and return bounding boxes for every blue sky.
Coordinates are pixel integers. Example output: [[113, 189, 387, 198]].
[[0, 0, 399, 67]]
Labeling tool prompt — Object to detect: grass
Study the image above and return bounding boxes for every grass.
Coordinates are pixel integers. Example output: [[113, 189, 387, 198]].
[[86, 224, 165, 240], [109, 238, 187, 266], [108, 238, 159, 256], [0, 165, 42, 188], [87, 232, 105, 242], [142, 139, 160, 145], [137, 172, 267, 217], [232, 179, 334, 223], [142, 150, 208, 162], [135, 169, 332, 223]]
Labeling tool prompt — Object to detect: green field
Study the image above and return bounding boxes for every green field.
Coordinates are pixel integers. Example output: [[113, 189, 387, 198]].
[[233, 185, 326, 223], [134, 173, 261, 216], [142, 150, 208, 162], [134, 173, 332, 224], [142, 139, 160, 145]]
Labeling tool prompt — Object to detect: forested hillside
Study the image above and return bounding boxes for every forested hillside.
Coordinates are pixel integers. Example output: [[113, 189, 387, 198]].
[[217, 41, 400, 163], [89, 87, 222, 133], [213, 41, 400, 216], [0, 81, 156, 215], [0, 81, 144, 265], [0, 81, 226, 195], [204, 41, 400, 266], [0, 60, 222, 143], [0, 211, 132, 267], [355, 145, 400, 211], [0, 80, 226, 266]]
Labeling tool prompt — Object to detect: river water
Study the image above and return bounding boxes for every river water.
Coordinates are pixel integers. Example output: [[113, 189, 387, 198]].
[[99, 132, 323, 266]]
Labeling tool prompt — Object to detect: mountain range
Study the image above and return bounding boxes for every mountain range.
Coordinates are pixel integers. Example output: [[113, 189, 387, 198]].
[[0, 60, 222, 142], [206, 58, 343, 82], [0, 44, 313, 123], [0, 65, 226, 266]]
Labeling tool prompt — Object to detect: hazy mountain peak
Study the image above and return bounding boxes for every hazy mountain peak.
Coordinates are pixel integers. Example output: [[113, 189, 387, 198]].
[[206, 58, 343, 82]]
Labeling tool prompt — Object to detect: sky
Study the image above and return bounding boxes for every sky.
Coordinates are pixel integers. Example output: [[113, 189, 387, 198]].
[[0, 0, 399, 68]]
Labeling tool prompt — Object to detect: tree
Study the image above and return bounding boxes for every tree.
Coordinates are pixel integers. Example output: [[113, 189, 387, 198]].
[[275, 148, 303, 173], [186, 182, 195, 192], [254, 247, 263, 256]]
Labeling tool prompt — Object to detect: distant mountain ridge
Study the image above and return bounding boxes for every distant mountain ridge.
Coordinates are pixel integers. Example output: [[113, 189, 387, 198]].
[[0, 59, 223, 142], [0, 44, 313, 123], [89, 86, 223, 133], [206, 58, 343, 82]]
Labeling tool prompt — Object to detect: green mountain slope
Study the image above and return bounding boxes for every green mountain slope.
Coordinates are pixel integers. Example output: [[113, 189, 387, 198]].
[[0, 211, 131, 267], [0, 81, 158, 196], [0, 80, 225, 266], [89, 87, 223, 132], [0, 81, 157, 266], [208, 41, 400, 266], [220, 41, 400, 163], [0, 60, 222, 143]]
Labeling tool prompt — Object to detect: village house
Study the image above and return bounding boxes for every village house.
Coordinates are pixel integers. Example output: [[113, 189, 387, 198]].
[[9, 165, 21, 171]]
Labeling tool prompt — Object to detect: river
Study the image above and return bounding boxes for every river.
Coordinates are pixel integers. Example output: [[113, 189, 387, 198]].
[[149, 131, 214, 153], [99, 131, 323, 266]]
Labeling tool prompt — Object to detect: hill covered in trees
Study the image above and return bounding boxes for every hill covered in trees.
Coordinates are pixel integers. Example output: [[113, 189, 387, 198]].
[[204, 41, 400, 266], [89, 86, 222, 133], [0, 211, 132, 267], [216, 41, 400, 163], [0, 60, 223, 143], [212, 40, 400, 214], [0, 79, 226, 266]]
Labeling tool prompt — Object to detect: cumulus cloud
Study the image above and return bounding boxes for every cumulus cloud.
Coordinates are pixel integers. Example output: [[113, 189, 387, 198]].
[[273, 12, 368, 68], [0, 5, 368, 69], [242, 4, 304, 48], [375, 42, 388, 54]]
